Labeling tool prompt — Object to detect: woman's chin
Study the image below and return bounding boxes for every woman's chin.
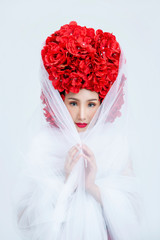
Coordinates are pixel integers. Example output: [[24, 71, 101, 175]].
[[75, 125, 88, 133]]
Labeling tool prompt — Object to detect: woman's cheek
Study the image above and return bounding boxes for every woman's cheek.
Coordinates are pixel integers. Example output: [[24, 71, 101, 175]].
[[91, 109, 97, 119], [69, 108, 76, 122]]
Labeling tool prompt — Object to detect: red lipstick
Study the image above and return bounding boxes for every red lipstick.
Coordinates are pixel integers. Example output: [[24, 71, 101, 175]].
[[75, 123, 88, 128]]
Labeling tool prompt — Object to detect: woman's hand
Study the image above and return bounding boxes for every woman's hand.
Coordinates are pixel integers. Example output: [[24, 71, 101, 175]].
[[64, 144, 82, 182], [65, 144, 102, 204], [82, 144, 98, 192], [82, 144, 102, 205]]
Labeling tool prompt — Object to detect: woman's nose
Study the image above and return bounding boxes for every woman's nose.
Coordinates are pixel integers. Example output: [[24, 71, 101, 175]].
[[78, 106, 86, 121]]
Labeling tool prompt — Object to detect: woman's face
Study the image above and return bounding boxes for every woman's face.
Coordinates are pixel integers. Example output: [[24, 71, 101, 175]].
[[64, 89, 100, 132]]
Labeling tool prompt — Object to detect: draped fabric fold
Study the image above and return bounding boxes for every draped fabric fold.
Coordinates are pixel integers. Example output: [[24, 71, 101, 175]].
[[12, 48, 143, 240]]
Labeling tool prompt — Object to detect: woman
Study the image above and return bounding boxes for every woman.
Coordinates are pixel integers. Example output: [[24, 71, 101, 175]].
[[13, 21, 142, 240]]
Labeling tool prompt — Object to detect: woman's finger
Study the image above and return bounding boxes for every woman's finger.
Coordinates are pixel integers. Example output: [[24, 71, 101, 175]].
[[82, 144, 93, 157], [68, 144, 79, 155], [69, 147, 79, 160], [83, 155, 93, 167], [70, 153, 82, 169], [66, 145, 80, 166], [83, 154, 97, 170]]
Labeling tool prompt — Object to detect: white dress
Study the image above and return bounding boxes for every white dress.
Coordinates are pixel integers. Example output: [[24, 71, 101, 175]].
[[13, 125, 142, 240], [13, 49, 143, 240]]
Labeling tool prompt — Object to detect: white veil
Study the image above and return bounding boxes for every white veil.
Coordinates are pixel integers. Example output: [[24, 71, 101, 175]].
[[12, 47, 143, 240]]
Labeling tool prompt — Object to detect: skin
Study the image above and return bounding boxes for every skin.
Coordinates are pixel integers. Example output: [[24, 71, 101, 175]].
[[64, 89, 102, 205], [64, 88, 100, 132]]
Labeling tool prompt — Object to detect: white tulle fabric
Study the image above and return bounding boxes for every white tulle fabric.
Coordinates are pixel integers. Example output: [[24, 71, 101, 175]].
[[13, 48, 143, 240]]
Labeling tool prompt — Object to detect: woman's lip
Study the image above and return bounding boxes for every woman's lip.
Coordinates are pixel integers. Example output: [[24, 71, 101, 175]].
[[75, 123, 88, 128]]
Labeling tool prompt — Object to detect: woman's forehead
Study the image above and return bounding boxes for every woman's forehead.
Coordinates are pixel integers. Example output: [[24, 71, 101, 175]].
[[65, 89, 99, 100]]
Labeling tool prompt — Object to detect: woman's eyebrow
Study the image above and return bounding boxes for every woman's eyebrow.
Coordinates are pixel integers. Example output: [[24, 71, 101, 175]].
[[68, 98, 79, 101], [87, 99, 98, 101], [68, 98, 98, 101]]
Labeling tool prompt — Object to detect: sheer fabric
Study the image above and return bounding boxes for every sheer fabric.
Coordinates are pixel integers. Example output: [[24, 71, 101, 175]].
[[13, 48, 143, 240]]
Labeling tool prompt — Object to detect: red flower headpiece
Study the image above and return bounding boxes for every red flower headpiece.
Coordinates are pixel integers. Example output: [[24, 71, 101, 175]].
[[41, 21, 124, 126]]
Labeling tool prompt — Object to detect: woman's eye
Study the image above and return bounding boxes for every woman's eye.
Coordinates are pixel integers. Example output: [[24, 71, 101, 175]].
[[70, 102, 77, 106], [88, 103, 96, 107]]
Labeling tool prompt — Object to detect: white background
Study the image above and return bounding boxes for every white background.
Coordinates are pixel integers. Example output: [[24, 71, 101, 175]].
[[0, 0, 160, 239]]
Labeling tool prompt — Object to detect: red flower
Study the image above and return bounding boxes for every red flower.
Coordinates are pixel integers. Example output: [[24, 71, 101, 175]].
[[41, 21, 124, 126]]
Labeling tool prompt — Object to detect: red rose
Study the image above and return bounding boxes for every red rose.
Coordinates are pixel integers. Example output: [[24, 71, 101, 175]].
[[41, 21, 123, 126]]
